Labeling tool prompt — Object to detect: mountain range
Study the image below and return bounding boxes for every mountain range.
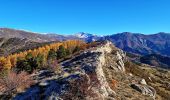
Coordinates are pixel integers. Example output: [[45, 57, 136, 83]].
[[1, 28, 170, 57]]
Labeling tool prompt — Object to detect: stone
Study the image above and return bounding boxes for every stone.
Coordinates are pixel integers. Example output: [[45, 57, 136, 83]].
[[140, 79, 147, 85], [129, 73, 133, 76], [131, 84, 156, 99], [39, 81, 49, 86]]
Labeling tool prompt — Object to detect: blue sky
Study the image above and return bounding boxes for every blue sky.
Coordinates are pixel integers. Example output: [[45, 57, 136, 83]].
[[0, 0, 170, 35]]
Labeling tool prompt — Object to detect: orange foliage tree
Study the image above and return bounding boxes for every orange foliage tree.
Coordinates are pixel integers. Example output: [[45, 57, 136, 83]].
[[0, 40, 86, 71]]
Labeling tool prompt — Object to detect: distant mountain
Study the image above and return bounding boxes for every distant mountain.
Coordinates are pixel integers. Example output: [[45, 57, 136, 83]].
[[0, 28, 60, 42], [0, 28, 95, 42], [73, 32, 170, 56], [1, 28, 170, 56], [45, 33, 79, 41], [103, 32, 170, 56], [140, 54, 170, 69], [74, 32, 101, 42]]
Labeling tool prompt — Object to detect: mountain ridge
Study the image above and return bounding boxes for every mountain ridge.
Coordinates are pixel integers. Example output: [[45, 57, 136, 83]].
[[1, 28, 170, 56]]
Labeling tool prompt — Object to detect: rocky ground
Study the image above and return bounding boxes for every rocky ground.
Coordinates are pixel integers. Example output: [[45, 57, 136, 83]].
[[10, 41, 170, 100]]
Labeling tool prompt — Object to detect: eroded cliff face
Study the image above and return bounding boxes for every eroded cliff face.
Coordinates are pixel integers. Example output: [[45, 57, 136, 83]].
[[13, 41, 157, 100]]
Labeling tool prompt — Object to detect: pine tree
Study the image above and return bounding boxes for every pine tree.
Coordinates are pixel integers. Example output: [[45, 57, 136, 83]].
[[73, 46, 80, 53], [66, 49, 71, 55], [57, 45, 66, 59], [48, 49, 57, 60], [36, 54, 44, 68], [26, 53, 33, 60]]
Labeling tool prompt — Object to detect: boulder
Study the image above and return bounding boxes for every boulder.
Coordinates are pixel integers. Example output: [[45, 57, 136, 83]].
[[131, 84, 156, 99]]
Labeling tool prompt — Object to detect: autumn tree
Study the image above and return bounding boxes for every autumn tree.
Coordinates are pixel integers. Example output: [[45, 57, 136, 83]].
[[9, 54, 17, 67], [0, 57, 6, 71], [0, 57, 12, 71], [0, 40, 86, 72], [4, 57, 12, 70]]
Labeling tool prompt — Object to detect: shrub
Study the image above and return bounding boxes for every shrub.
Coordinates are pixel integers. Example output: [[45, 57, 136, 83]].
[[0, 71, 34, 95], [47, 59, 62, 74]]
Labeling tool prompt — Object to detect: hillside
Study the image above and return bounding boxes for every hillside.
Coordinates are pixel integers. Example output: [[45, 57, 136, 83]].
[[0, 41, 169, 100], [0, 28, 81, 42], [140, 54, 170, 69], [104, 32, 170, 56], [0, 28, 57, 42], [0, 38, 55, 56]]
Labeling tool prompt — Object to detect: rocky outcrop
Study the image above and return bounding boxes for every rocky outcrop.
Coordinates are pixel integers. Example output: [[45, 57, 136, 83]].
[[61, 41, 126, 99], [131, 84, 156, 99], [94, 41, 117, 98]]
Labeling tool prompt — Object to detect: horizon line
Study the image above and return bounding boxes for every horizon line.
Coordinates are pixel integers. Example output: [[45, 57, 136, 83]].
[[0, 27, 170, 36]]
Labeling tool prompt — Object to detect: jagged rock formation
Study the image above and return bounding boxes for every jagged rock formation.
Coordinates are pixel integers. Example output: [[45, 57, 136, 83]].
[[92, 41, 118, 98], [12, 41, 159, 100]]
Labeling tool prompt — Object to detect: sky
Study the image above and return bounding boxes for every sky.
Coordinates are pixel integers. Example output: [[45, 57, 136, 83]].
[[0, 0, 170, 35]]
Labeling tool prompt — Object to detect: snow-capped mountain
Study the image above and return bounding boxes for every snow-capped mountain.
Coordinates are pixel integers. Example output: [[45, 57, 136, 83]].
[[75, 32, 95, 38], [74, 32, 102, 42]]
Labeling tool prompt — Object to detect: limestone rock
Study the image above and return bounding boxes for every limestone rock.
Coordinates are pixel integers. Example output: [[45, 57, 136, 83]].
[[131, 84, 156, 99], [140, 79, 147, 85], [39, 81, 49, 86]]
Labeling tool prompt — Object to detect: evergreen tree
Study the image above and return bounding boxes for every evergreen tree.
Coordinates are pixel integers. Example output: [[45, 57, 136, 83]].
[[26, 53, 33, 60], [66, 49, 71, 55], [36, 54, 44, 68], [16, 53, 38, 73], [57, 45, 66, 59], [16, 59, 31, 73], [48, 49, 57, 60], [73, 46, 80, 53]]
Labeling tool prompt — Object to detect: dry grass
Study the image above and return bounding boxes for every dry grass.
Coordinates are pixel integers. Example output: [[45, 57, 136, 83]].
[[110, 79, 118, 90], [125, 61, 170, 100], [61, 73, 101, 100]]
